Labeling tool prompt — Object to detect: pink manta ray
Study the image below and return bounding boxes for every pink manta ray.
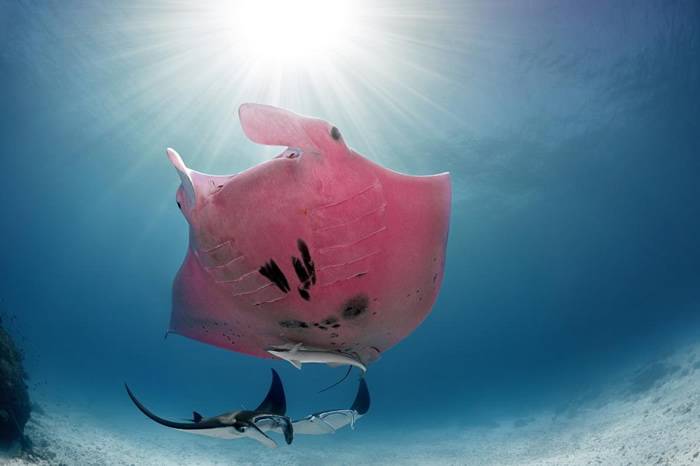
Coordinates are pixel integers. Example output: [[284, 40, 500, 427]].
[[166, 104, 451, 368]]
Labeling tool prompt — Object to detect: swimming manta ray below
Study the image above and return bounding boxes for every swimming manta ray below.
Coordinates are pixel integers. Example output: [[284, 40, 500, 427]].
[[125, 369, 371, 448], [125, 369, 293, 448], [167, 103, 452, 368]]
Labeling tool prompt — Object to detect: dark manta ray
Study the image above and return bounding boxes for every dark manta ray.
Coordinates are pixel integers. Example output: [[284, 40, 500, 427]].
[[125, 369, 293, 448]]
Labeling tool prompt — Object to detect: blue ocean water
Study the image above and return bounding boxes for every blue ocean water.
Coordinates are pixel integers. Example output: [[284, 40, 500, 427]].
[[1, 1, 699, 463]]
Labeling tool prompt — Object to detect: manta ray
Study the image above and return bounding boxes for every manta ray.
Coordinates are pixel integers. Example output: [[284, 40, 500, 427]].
[[126, 370, 371, 447], [125, 369, 293, 448], [289, 376, 370, 435], [167, 103, 451, 368]]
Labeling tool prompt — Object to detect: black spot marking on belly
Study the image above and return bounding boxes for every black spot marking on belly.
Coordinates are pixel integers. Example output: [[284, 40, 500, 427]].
[[340, 294, 369, 320], [259, 260, 290, 293], [292, 239, 316, 300], [292, 257, 310, 283], [279, 320, 309, 329], [322, 316, 338, 326]]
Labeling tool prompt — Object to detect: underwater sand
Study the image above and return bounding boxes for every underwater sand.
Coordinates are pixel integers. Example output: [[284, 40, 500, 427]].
[[3, 341, 700, 465]]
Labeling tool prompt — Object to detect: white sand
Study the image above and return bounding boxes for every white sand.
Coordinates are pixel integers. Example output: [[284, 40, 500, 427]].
[[3, 343, 700, 465]]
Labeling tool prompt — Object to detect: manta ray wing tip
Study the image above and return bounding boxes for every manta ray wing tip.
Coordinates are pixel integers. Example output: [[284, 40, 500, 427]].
[[166, 148, 188, 171]]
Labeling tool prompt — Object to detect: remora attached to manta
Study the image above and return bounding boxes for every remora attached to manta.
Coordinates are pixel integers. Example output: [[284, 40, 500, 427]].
[[267, 342, 367, 372], [125, 369, 293, 448], [167, 104, 451, 369]]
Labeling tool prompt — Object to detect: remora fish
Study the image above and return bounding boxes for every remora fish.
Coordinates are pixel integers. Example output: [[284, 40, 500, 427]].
[[267, 342, 367, 372]]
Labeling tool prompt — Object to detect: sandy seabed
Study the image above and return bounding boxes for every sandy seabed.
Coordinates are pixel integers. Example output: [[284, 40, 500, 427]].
[[2, 342, 700, 466]]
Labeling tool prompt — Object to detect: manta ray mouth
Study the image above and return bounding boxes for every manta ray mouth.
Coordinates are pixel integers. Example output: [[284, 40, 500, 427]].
[[167, 104, 324, 209], [274, 147, 303, 160]]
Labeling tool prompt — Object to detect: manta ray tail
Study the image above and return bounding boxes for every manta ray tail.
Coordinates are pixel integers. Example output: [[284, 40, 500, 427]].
[[318, 366, 353, 393], [124, 383, 212, 430], [254, 369, 287, 415], [350, 378, 371, 415]]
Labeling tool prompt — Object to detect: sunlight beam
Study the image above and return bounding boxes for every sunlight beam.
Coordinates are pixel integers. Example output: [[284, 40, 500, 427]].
[[227, 0, 356, 64]]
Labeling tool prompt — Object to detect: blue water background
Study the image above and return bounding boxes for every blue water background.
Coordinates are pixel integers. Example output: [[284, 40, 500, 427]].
[[0, 0, 699, 448]]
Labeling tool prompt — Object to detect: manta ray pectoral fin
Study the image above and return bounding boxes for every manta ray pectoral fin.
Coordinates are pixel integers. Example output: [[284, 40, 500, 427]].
[[166, 148, 196, 208], [351, 378, 371, 416], [293, 412, 362, 435], [253, 369, 287, 415], [316, 415, 338, 434], [291, 415, 335, 435]]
